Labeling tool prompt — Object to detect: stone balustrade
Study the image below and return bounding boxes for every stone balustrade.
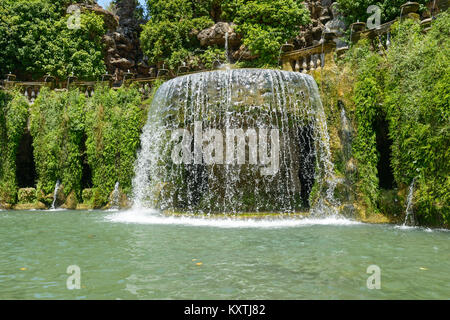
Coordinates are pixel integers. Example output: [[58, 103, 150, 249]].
[[280, 41, 336, 74], [280, 1, 435, 73]]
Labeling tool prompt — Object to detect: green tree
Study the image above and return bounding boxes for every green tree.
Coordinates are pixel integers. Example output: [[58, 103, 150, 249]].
[[233, 0, 310, 66], [0, 0, 106, 80], [140, 0, 310, 70]]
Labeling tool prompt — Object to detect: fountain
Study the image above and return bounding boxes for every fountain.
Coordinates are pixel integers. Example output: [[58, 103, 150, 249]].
[[110, 182, 120, 210], [404, 178, 416, 226], [132, 69, 337, 214], [51, 180, 61, 210]]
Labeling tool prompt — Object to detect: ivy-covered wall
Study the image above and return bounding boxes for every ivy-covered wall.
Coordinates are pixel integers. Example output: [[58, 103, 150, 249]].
[[30, 88, 86, 198], [0, 85, 160, 209], [0, 91, 29, 204], [84, 85, 149, 207], [317, 12, 449, 227]]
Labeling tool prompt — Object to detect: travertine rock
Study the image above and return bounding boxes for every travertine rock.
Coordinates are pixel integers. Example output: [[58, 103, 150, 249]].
[[197, 22, 240, 47]]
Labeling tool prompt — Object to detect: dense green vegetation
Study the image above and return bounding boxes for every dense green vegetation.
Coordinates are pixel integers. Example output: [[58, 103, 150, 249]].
[[84, 85, 148, 206], [340, 13, 449, 226], [23, 85, 156, 207], [30, 88, 86, 197], [0, 91, 29, 204], [0, 1, 448, 227], [140, 0, 310, 69], [0, 0, 106, 80]]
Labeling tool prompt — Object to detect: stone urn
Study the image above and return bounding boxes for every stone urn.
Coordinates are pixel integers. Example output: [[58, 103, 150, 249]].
[[281, 43, 295, 53], [420, 17, 432, 28], [350, 22, 366, 33], [336, 46, 349, 58], [401, 2, 420, 15], [5, 73, 16, 81]]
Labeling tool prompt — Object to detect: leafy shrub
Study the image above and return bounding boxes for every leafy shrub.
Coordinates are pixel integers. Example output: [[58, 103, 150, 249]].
[[141, 0, 310, 69], [233, 0, 310, 67]]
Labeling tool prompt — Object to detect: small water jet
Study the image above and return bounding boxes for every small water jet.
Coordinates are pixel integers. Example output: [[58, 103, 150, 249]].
[[110, 182, 120, 210], [51, 180, 61, 210], [404, 178, 416, 226], [224, 31, 230, 64]]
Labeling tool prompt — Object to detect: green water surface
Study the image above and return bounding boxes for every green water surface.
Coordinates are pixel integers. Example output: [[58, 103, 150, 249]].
[[0, 210, 449, 299]]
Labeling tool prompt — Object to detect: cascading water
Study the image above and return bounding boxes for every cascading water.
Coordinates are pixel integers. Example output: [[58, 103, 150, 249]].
[[404, 178, 416, 226], [51, 180, 61, 210], [225, 32, 230, 64], [111, 182, 120, 210], [132, 69, 337, 215]]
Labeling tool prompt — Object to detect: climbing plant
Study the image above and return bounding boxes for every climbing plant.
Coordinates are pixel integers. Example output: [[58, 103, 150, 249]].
[[84, 86, 148, 206], [29, 88, 86, 198], [0, 90, 29, 204], [341, 12, 450, 225], [383, 16, 450, 225]]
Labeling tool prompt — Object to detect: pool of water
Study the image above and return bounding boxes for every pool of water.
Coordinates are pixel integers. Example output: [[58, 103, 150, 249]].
[[0, 209, 449, 299]]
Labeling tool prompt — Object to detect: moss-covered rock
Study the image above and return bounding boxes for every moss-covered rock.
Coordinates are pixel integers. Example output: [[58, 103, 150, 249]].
[[18, 188, 37, 204], [61, 190, 78, 210], [13, 202, 46, 210]]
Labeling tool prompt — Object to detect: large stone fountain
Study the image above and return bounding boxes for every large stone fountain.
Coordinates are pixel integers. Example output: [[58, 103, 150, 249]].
[[132, 69, 336, 214]]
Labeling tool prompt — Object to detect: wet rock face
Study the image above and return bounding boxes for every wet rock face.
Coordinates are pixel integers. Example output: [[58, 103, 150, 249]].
[[197, 22, 241, 47]]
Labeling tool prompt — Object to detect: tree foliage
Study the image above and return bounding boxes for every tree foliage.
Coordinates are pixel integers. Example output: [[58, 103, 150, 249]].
[[0, 0, 106, 80], [233, 0, 310, 66], [141, 0, 310, 69]]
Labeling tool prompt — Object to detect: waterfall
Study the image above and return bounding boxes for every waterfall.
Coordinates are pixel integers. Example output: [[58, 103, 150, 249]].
[[404, 179, 416, 226], [225, 32, 230, 64], [111, 182, 120, 210], [51, 180, 61, 210], [132, 69, 337, 214]]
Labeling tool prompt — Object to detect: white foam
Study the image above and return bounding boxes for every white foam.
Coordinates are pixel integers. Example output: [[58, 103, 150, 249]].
[[105, 209, 361, 229]]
